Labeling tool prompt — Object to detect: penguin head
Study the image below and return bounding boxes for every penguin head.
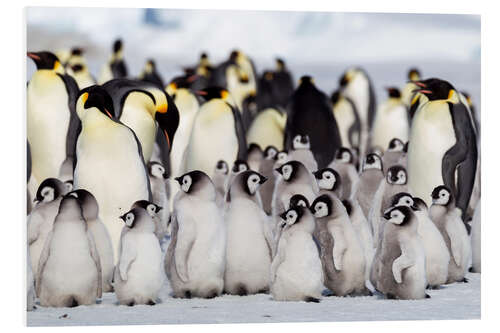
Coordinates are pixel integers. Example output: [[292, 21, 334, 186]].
[[298, 75, 315, 87], [64, 180, 73, 194], [232, 160, 249, 174], [431, 185, 452, 206], [275, 161, 306, 182], [264, 146, 278, 160], [363, 153, 382, 171], [144, 59, 156, 74], [313, 168, 341, 192], [35, 178, 65, 204], [148, 161, 167, 179], [279, 205, 306, 227], [67, 189, 99, 220], [57, 195, 84, 220], [383, 206, 412, 226], [331, 90, 341, 106], [248, 143, 263, 157], [241, 171, 267, 195], [288, 195, 310, 224], [150, 88, 180, 151], [413, 197, 428, 211], [292, 134, 311, 150], [390, 192, 419, 211], [77, 85, 115, 120], [387, 165, 407, 185], [386, 87, 401, 99], [387, 138, 404, 152], [339, 68, 358, 88], [112, 39, 123, 58], [408, 68, 421, 82], [28, 51, 65, 74], [196, 86, 231, 103], [166, 75, 196, 96], [175, 170, 213, 196], [276, 150, 288, 164], [132, 200, 162, 218], [310, 194, 333, 218], [276, 58, 286, 71], [413, 78, 457, 102], [215, 160, 229, 175], [335, 147, 353, 164]]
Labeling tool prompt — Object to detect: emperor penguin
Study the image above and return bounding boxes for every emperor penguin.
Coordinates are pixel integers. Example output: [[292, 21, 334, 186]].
[[338, 67, 377, 158], [401, 68, 421, 108], [228, 50, 258, 111], [355, 153, 384, 218], [285, 76, 341, 168], [213, 160, 229, 209], [331, 90, 361, 149], [288, 134, 318, 172], [165, 171, 226, 298], [313, 168, 343, 199], [327, 147, 360, 200], [131, 200, 167, 243], [372, 206, 427, 300], [247, 108, 287, 151], [147, 161, 170, 237], [73, 86, 153, 263], [271, 205, 324, 302], [65, 48, 96, 89], [68, 189, 115, 292], [36, 195, 102, 307], [470, 199, 481, 273], [371, 87, 409, 151], [183, 87, 247, 178], [390, 193, 450, 288], [27, 51, 80, 197], [408, 79, 478, 222], [271, 58, 294, 108], [139, 59, 164, 88], [98, 39, 128, 84], [258, 146, 279, 215], [247, 143, 264, 171], [381, 138, 407, 174], [114, 207, 164, 305], [310, 194, 370, 296], [28, 178, 66, 277], [224, 171, 274, 295], [429, 186, 471, 283]]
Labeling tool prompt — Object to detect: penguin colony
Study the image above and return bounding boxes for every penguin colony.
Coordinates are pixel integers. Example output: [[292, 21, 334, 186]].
[[26, 39, 480, 311]]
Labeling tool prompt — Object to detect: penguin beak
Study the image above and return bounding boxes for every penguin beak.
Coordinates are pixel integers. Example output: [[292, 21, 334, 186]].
[[413, 81, 427, 88], [155, 99, 180, 151], [156, 206, 163, 212], [186, 74, 198, 83], [412, 88, 433, 95], [383, 211, 391, 220], [174, 177, 182, 185], [279, 212, 288, 221], [195, 90, 208, 96], [312, 170, 321, 179], [162, 171, 168, 179], [119, 214, 127, 222], [275, 167, 283, 175], [259, 176, 268, 184], [27, 52, 41, 62]]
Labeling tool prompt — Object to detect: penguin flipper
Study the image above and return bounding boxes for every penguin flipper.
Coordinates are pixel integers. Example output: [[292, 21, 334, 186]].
[[174, 213, 196, 283], [35, 230, 53, 296], [228, 102, 248, 161], [331, 230, 347, 271], [27, 210, 43, 245], [57, 73, 81, 162], [87, 230, 102, 298], [118, 235, 137, 282], [346, 97, 361, 148], [270, 236, 287, 284], [445, 217, 464, 267], [392, 240, 416, 284], [262, 214, 275, 259]]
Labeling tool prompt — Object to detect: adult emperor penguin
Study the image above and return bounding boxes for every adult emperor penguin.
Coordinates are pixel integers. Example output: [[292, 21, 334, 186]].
[[131, 200, 167, 242], [165, 171, 226, 298], [224, 171, 274, 295], [73, 85, 152, 263], [355, 153, 384, 218], [288, 134, 318, 172], [183, 87, 247, 178], [470, 199, 481, 273], [429, 186, 471, 283], [271, 58, 294, 108], [401, 68, 421, 108], [114, 207, 164, 305], [69, 189, 115, 292], [331, 90, 361, 149], [372, 206, 427, 300], [271, 205, 324, 302], [371, 87, 409, 151], [338, 67, 376, 158], [247, 108, 287, 151], [258, 146, 279, 215], [27, 178, 66, 278], [98, 39, 128, 84], [311, 194, 370, 296], [27, 51, 80, 197], [147, 161, 170, 237], [36, 195, 102, 307], [139, 59, 164, 88], [65, 48, 96, 89], [381, 138, 407, 174], [328, 147, 360, 200], [408, 79, 478, 222], [285, 76, 341, 168]]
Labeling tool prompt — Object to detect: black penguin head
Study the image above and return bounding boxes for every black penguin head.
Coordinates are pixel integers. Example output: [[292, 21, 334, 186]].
[[339, 69, 357, 87], [200, 52, 208, 60], [336, 147, 353, 164], [248, 143, 263, 157], [387, 165, 407, 185], [292, 134, 310, 150], [71, 48, 83, 56], [431, 185, 453, 206], [413, 197, 428, 211], [27, 51, 63, 72], [264, 146, 278, 160], [408, 68, 421, 81], [196, 86, 230, 102], [148, 161, 167, 179], [132, 200, 162, 218], [310, 194, 333, 219], [383, 206, 412, 226], [331, 90, 341, 105], [240, 171, 267, 196], [215, 160, 229, 175], [413, 78, 456, 101], [280, 205, 305, 227], [388, 138, 405, 152], [276, 58, 285, 71], [113, 39, 123, 54], [229, 50, 239, 62], [289, 194, 310, 210], [77, 85, 115, 119], [175, 170, 211, 195], [35, 178, 65, 203], [299, 75, 314, 86], [275, 161, 306, 182], [313, 168, 341, 192], [390, 192, 419, 211], [386, 87, 401, 99], [67, 189, 99, 220], [363, 153, 383, 171], [232, 160, 249, 174]]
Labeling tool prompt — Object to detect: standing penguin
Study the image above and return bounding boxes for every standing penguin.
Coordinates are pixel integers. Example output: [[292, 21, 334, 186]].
[[73, 86, 152, 263], [328, 147, 359, 200], [139, 59, 164, 88], [258, 146, 279, 215], [183, 87, 247, 178], [147, 161, 170, 237], [371, 87, 409, 152], [224, 171, 274, 295], [372, 206, 427, 300], [287, 134, 318, 172], [68, 189, 115, 292], [271, 205, 324, 302], [165, 171, 226, 298], [429, 186, 471, 283], [331, 90, 361, 149], [131, 200, 166, 242], [213, 160, 229, 209], [247, 108, 287, 151], [408, 79, 478, 222], [65, 48, 96, 89], [382, 138, 407, 174], [354, 153, 384, 219], [98, 39, 128, 84], [311, 194, 370, 296], [285, 76, 342, 168], [27, 52, 80, 197], [36, 195, 102, 307], [470, 200, 481, 273]]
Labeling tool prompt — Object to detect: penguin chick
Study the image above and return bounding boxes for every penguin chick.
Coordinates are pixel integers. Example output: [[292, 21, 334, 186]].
[[247, 143, 264, 171], [328, 147, 359, 200], [213, 160, 229, 209], [355, 153, 384, 218], [311, 194, 369, 296], [313, 168, 343, 198], [372, 206, 427, 300], [114, 207, 164, 306], [165, 171, 226, 298], [224, 171, 274, 295], [147, 161, 170, 240], [271, 206, 323, 302], [69, 189, 115, 293], [131, 200, 165, 243], [36, 195, 102, 307], [429, 186, 471, 284], [258, 146, 279, 215], [382, 138, 407, 174], [288, 134, 318, 172]]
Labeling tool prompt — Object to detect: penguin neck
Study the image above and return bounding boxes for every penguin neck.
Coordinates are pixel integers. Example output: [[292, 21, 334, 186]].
[[82, 109, 116, 132], [228, 184, 261, 206]]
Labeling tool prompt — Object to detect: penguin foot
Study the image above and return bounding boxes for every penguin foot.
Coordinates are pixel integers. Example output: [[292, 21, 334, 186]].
[[321, 289, 335, 297], [304, 296, 320, 303], [204, 290, 218, 299], [361, 288, 373, 296], [184, 290, 192, 299], [237, 284, 248, 296], [461, 278, 469, 283], [429, 285, 442, 290], [425, 294, 431, 299], [386, 293, 396, 300], [147, 300, 156, 306], [128, 301, 135, 307], [469, 267, 476, 273], [258, 288, 269, 294], [69, 298, 78, 308]]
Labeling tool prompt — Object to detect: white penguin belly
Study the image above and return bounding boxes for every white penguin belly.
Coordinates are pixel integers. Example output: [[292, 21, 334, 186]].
[[120, 106, 157, 163], [333, 100, 356, 148], [371, 103, 409, 150], [247, 108, 286, 151]]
